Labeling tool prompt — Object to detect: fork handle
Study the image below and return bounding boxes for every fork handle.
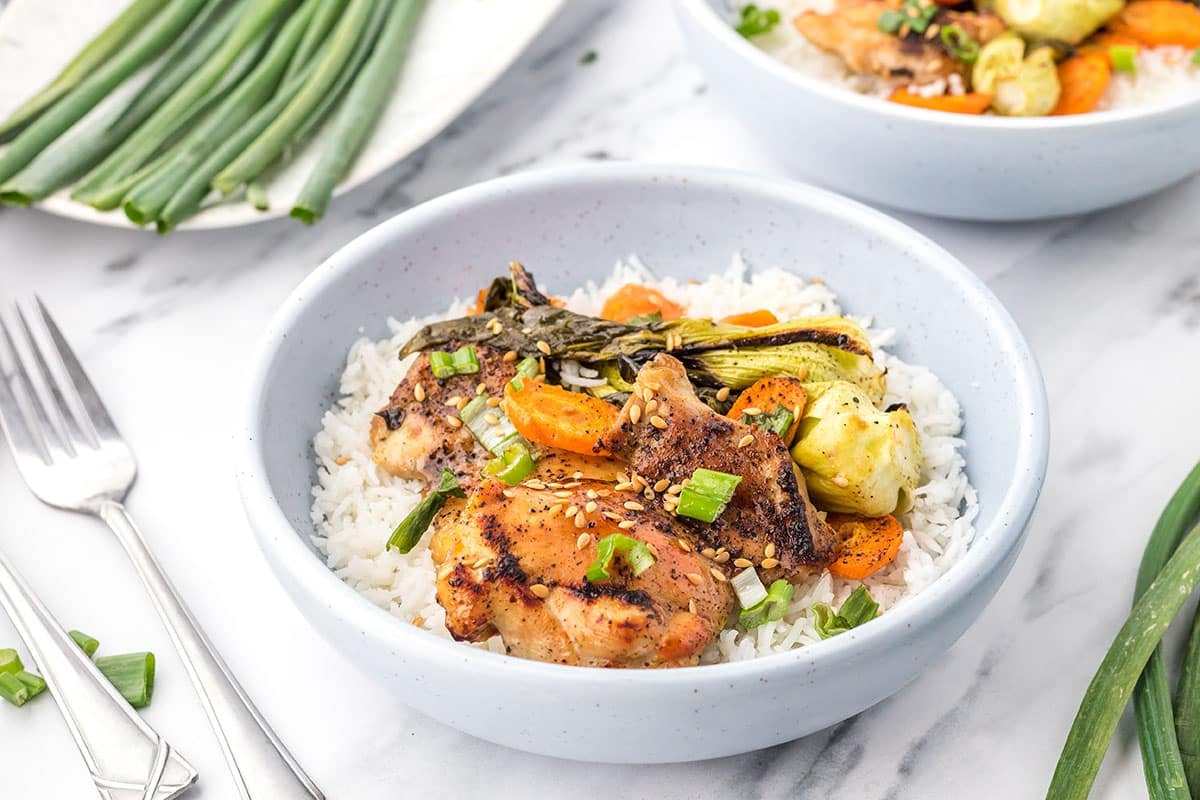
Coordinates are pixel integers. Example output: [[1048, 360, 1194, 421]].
[[99, 501, 324, 800], [0, 548, 197, 800]]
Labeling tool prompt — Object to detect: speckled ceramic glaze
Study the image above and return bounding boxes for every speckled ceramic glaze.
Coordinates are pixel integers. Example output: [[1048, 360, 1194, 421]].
[[236, 164, 1049, 763], [675, 0, 1200, 221]]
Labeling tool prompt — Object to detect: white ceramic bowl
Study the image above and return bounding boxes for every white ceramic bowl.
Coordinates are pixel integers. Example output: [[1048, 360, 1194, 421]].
[[675, 0, 1200, 221], [236, 164, 1049, 763]]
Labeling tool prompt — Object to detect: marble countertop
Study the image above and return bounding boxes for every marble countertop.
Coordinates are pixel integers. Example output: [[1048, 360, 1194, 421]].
[[3, 1, 1199, 797]]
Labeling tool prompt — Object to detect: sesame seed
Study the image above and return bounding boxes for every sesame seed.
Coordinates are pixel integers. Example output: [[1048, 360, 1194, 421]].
[[577, 533, 590, 550], [446, 396, 463, 407], [701, 548, 717, 559], [797, 366, 810, 380], [716, 387, 731, 402], [618, 520, 636, 530], [456, 397, 468, 410], [503, 350, 519, 362], [584, 501, 598, 513], [649, 415, 668, 430], [553, 490, 573, 498], [445, 415, 462, 428], [714, 552, 731, 564], [524, 480, 546, 490], [764, 543, 776, 558], [734, 558, 753, 568], [629, 404, 642, 424], [484, 412, 501, 425], [653, 479, 670, 492], [616, 472, 630, 484], [564, 504, 579, 518], [536, 340, 552, 355], [647, 543, 660, 559], [573, 471, 584, 479], [487, 396, 501, 407], [547, 503, 564, 515], [742, 406, 763, 416], [492, 321, 504, 333], [602, 511, 622, 521], [615, 481, 635, 492], [414, 383, 426, 401], [437, 563, 454, 580], [472, 557, 490, 569], [676, 538, 691, 552], [761, 557, 780, 569], [334, 455, 349, 466], [412, 615, 426, 627], [737, 434, 754, 448], [476, 382, 487, 395], [925, 23, 939, 38], [596, 489, 611, 498], [530, 583, 550, 599], [562, 482, 582, 489], [624, 501, 645, 511], [832, 474, 850, 488], [502, 489, 516, 498], [643, 488, 655, 501], [586, 489, 598, 499], [574, 511, 587, 528], [710, 568, 728, 583], [644, 399, 659, 415], [688, 599, 697, 615], [686, 572, 704, 586], [631, 473, 648, 489], [667, 484, 683, 495], [641, 387, 654, 402], [716, 547, 727, 555]]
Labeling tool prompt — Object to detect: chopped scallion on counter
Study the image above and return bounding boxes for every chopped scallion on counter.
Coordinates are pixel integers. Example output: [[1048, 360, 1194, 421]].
[[676, 468, 742, 523], [485, 442, 537, 486], [14, 671, 46, 699], [0, 648, 22, 675], [0, 672, 30, 707], [735, 4, 781, 38], [429, 346, 480, 379], [69, 630, 100, 658], [739, 579, 795, 629], [95, 652, 155, 709], [744, 406, 793, 438], [387, 469, 466, 553], [1111, 45, 1138, 74], [813, 585, 880, 639], [585, 534, 656, 582]]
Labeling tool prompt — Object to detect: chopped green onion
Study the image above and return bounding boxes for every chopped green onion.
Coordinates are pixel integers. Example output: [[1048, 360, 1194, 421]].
[[460, 395, 524, 457], [95, 652, 155, 709], [1192, 47, 1200, 66], [0, 672, 30, 707], [624, 310, 663, 326], [69, 630, 99, 658], [485, 442, 537, 486], [813, 585, 880, 639], [736, 4, 782, 38], [739, 579, 795, 628], [15, 671, 46, 699], [0, 648, 22, 675], [585, 534, 656, 582], [882, 0, 939, 35], [877, 9, 905, 34], [676, 468, 743, 523], [387, 469, 465, 553], [509, 355, 541, 390], [580, 50, 598, 65], [744, 407, 793, 438], [731, 568, 768, 609], [1111, 45, 1138, 74], [940, 24, 980, 64], [429, 346, 480, 380]]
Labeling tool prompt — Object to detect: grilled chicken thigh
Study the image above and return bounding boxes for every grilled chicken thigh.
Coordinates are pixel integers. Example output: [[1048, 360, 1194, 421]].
[[430, 479, 734, 667], [598, 354, 836, 579]]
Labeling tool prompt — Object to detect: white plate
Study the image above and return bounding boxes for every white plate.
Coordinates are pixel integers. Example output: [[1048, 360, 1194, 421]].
[[0, 0, 564, 229]]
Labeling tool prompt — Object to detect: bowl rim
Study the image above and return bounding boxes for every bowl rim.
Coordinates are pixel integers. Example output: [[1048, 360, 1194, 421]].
[[237, 162, 1050, 685], [675, 0, 1200, 130]]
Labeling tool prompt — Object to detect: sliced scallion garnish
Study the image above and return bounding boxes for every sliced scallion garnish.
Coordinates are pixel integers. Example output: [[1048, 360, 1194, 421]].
[[69, 630, 100, 658], [735, 4, 781, 38], [387, 469, 466, 554], [812, 585, 880, 639], [877, 9, 905, 34], [0, 672, 29, 707], [731, 567, 768, 609], [743, 407, 793, 439], [677, 468, 742, 523], [585, 533, 656, 582], [460, 395, 523, 456], [940, 24, 980, 64], [740, 579, 794, 628], [1111, 45, 1138, 74], [485, 442, 536, 486], [15, 671, 46, 699], [95, 652, 155, 709], [509, 355, 540, 391], [429, 346, 480, 380]]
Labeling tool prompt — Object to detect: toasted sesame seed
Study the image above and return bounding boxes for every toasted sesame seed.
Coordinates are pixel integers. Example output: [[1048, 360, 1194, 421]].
[[536, 340, 552, 355], [616, 472, 630, 484], [701, 548, 717, 559], [649, 415, 668, 430], [761, 557, 780, 569], [714, 552, 731, 564], [624, 501, 645, 511], [602, 511, 622, 521], [553, 490, 573, 498], [631, 473, 648, 489], [832, 474, 850, 488], [414, 383, 426, 401], [667, 484, 683, 495], [716, 547, 727, 555], [925, 22, 939, 38], [647, 543, 660, 559], [472, 557, 490, 569], [642, 489, 654, 502], [716, 386, 731, 402], [574, 511, 587, 528], [586, 489, 598, 499], [618, 519, 636, 530], [564, 504, 579, 518], [487, 396, 501, 407], [737, 434, 754, 448], [653, 479, 670, 492], [456, 397, 468, 410], [734, 557, 754, 568], [710, 568, 728, 583], [573, 471, 584, 480], [676, 538, 691, 552], [596, 489, 611, 498], [796, 366, 810, 380], [546, 482, 563, 489], [584, 501, 598, 513], [445, 415, 462, 428], [686, 572, 704, 586], [334, 455, 349, 466], [688, 599, 697, 615], [502, 488, 517, 499], [629, 404, 642, 424], [412, 615, 426, 627], [615, 481, 635, 492], [437, 563, 454, 580], [562, 481, 582, 489], [548, 503, 564, 515], [492, 321, 504, 333], [742, 406, 763, 416], [476, 382, 487, 395], [577, 533, 590, 550], [484, 412, 501, 425], [530, 583, 550, 599], [764, 542, 776, 558], [446, 396, 463, 407], [644, 399, 659, 415], [641, 386, 654, 402], [524, 480, 546, 490], [503, 349, 519, 362]]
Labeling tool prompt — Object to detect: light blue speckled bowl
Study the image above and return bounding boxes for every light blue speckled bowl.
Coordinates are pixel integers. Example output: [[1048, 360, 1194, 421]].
[[237, 164, 1049, 763]]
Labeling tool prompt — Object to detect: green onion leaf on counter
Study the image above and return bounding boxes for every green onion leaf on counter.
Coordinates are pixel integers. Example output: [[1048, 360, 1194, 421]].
[[387, 469, 466, 554], [736, 4, 782, 38], [485, 442, 537, 486], [740, 580, 795, 629], [95, 653, 156, 709], [677, 468, 742, 523], [1111, 45, 1138, 74], [585, 534, 656, 583], [0, 673, 30, 707], [812, 585, 879, 639], [69, 630, 100, 658], [430, 346, 481, 380]]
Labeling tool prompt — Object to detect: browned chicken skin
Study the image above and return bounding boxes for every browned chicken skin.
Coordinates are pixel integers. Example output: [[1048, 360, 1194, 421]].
[[794, 0, 1006, 84], [598, 355, 835, 579], [430, 480, 734, 667]]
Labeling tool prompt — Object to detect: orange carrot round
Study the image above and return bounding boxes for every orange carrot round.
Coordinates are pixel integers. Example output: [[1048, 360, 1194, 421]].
[[727, 377, 807, 445], [720, 309, 779, 327], [826, 513, 905, 580], [504, 380, 619, 455], [1108, 0, 1200, 47], [600, 284, 685, 323], [1052, 53, 1112, 115], [888, 89, 992, 115]]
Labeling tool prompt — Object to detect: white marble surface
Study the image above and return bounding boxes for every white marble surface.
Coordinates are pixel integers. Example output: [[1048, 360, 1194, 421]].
[[1, 1, 1199, 797]]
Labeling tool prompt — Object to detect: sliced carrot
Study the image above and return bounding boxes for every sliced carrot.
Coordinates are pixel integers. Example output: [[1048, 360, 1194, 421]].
[[1052, 53, 1112, 115], [826, 513, 905, 580], [888, 89, 992, 115], [1078, 32, 1142, 66], [720, 309, 779, 327], [469, 288, 487, 315], [600, 283, 685, 323], [727, 377, 807, 446], [504, 379, 619, 455], [1108, 0, 1200, 47]]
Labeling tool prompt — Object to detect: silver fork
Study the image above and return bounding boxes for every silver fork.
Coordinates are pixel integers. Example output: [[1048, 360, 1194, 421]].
[[0, 299, 324, 800]]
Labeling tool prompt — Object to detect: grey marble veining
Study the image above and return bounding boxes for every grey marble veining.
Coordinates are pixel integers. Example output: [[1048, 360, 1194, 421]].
[[1, 1, 1199, 798]]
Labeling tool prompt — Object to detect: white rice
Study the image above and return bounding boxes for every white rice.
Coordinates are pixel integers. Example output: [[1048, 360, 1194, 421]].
[[733, 0, 1200, 111], [310, 256, 977, 664]]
